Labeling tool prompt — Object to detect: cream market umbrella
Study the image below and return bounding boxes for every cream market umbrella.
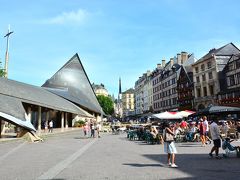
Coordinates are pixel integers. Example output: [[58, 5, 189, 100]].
[[177, 110, 195, 118], [153, 111, 183, 119]]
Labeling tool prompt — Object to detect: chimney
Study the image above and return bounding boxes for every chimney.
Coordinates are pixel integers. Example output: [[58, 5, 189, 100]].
[[177, 53, 181, 64], [181, 52, 188, 64], [147, 70, 151, 76], [170, 58, 174, 67], [162, 59, 166, 67], [157, 64, 162, 69]]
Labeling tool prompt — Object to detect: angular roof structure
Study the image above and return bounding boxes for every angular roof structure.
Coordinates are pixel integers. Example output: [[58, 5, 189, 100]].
[[0, 94, 36, 131], [0, 77, 92, 131], [42, 54, 102, 114], [194, 43, 240, 66]]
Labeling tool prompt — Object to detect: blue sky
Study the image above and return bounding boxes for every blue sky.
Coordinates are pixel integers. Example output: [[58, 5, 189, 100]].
[[0, 0, 240, 97]]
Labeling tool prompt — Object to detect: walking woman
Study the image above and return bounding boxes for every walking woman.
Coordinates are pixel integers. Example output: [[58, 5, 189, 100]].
[[163, 122, 178, 168], [199, 118, 206, 146]]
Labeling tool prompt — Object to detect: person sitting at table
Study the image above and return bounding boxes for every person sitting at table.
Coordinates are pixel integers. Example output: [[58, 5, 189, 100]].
[[221, 121, 229, 138], [186, 123, 198, 141]]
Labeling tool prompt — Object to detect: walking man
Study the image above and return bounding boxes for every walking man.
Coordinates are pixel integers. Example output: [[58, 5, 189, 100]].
[[209, 119, 222, 159], [203, 116, 211, 144], [90, 122, 95, 138], [49, 120, 53, 133]]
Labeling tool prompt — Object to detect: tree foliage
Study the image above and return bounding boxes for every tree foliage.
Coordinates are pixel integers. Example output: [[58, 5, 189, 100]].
[[0, 61, 5, 77], [97, 95, 114, 115]]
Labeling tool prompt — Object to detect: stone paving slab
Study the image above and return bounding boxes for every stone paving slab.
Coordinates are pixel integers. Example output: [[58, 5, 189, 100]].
[[56, 134, 240, 180], [0, 131, 240, 180]]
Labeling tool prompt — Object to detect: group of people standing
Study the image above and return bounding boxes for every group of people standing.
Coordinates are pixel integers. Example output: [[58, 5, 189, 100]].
[[83, 121, 101, 138], [44, 120, 53, 133], [162, 116, 224, 168]]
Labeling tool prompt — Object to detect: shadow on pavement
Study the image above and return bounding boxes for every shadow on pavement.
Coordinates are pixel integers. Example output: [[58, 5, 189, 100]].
[[74, 137, 91, 139], [142, 153, 240, 179], [123, 163, 163, 167]]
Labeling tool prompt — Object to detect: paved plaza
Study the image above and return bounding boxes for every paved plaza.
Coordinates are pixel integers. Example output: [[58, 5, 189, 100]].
[[0, 130, 240, 180]]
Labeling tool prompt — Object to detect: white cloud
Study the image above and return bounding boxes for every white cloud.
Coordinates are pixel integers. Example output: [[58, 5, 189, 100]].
[[46, 9, 89, 25]]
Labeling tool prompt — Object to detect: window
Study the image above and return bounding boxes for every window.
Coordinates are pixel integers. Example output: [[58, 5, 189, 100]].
[[207, 62, 212, 69], [196, 76, 200, 83], [237, 73, 240, 84], [202, 74, 206, 81], [208, 72, 213, 79], [195, 67, 199, 73], [201, 64, 205, 71], [228, 62, 234, 71], [172, 98, 177, 105], [209, 85, 214, 95], [172, 88, 176, 94], [236, 59, 240, 69], [203, 87, 207, 96], [228, 75, 235, 86], [197, 88, 201, 97]]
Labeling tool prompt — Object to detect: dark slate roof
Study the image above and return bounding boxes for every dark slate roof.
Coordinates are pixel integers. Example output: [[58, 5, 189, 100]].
[[0, 77, 90, 116], [92, 83, 107, 91], [180, 66, 193, 83], [122, 88, 135, 94], [42, 54, 102, 114], [0, 94, 25, 120], [194, 43, 240, 65]]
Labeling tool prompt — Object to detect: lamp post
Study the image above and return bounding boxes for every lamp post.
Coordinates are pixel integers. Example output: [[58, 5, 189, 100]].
[[4, 25, 14, 78]]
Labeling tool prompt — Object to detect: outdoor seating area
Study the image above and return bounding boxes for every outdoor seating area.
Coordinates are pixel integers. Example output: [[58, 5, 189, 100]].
[[126, 121, 202, 144], [126, 124, 163, 144], [125, 106, 240, 147]]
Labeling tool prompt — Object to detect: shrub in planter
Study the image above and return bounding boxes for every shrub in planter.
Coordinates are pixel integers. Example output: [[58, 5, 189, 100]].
[[74, 120, 85, 127], [74, 121, 80, 127], [78, 120, 85, 127]]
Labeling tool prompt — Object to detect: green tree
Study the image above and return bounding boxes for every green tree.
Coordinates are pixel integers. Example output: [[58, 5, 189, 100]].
[[0, 61, 5, 77], [97, 95, 114, 115]]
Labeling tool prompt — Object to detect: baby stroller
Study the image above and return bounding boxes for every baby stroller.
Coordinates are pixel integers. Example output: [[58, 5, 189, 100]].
[[222, 138, 240, 158]]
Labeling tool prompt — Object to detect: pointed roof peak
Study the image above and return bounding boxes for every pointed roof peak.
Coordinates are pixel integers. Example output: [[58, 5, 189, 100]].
[[42, 54, 102, 114]]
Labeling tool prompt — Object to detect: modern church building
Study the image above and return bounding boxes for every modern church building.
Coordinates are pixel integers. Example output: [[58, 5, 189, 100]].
[[0, 53, 102, 136]]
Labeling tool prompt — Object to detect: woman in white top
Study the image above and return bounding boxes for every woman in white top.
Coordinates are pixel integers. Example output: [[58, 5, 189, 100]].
[[164, 122, 178, 168]]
